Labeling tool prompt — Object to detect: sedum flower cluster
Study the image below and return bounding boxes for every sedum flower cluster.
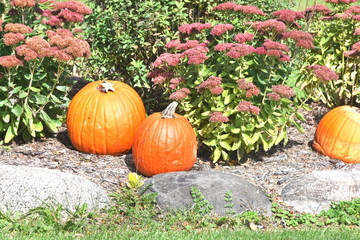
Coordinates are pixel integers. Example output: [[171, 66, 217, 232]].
[[0, 0, 92, 143], [147, 1, 348, 162]]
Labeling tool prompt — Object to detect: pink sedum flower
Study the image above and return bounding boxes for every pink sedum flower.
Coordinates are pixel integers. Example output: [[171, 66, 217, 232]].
[[181, 45, 209, 65], [235, 5, 265, 16], [58, 9, 85, 23], [148, 69, 174, 85], [344, 41, 360, 58], [245, 87, 260, 97], [3, 33, 25, 46], [237, 101, 260, 115], [272, 9, 305, 23], [4, 23, 32, 34], [271, 85, 295, 98], [153, 53, 182, 68], [16, 44, 39, 61], [211, 86, 224, 95], [213, 2, 238, 11], [255, 39, 291, 60], [178, 23, 212, 35], [305, 4, 332, 15], [354, 28, 360, 35], [214, 43, 234, 52], [169, 88, 191, 101], [169, 77, 185, 89], [226, 43, 254, 58], [307, 65, 339, 81], [267, 92, 281, 101], [0, 55, 24, 68], [281, 30, 314, 49], [210, 24, 234, 36], [196, 76, 222, 93], [209, 112, 229, 123], [10, 0, 35, 8], [51, 47, 73, 62], [247, 19, 287, 34], [53, 1, 93, 15], [237, 79, 255, 90], [236, 79, 260, 97], [234, 33, 254, 43], [47, 29, 91, 59]]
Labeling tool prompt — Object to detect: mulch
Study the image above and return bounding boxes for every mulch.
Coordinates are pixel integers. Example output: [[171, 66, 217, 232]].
[[1, 102, 357, 203]]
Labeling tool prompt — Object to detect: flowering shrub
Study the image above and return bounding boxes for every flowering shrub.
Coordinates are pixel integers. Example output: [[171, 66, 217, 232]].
[[302, 0, 360, 107], [0, 0, 91, 143], [148, 2, 339, 162]]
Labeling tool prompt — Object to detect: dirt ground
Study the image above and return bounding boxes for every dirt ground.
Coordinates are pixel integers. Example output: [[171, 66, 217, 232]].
[[0, 102, 358, 203]]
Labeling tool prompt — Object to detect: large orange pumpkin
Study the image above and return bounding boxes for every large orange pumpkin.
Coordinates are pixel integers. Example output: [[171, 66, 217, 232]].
[[67, 80, 146, 155], [313, 105, 360, 163], [132, 102, 197, 176]]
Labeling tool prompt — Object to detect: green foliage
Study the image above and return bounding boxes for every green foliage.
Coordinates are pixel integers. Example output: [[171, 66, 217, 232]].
[[1, 186, 360, 237], [272, 199, 360, 227], [0, 1, 91, 143], [106, 184, 158, 225], [302, 1, 360, 107], [0, 204, 96, 235], [83, 0, 186, 82], [83, 0, 290, 111], [190, 186, 214, 216], [149, 4, 325, 162], [318, 199, 360, 226], [224, 190, 235, 215]]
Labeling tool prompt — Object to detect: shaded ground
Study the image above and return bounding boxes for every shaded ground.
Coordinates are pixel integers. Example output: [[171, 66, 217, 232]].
[[1, 102, 358, 210]]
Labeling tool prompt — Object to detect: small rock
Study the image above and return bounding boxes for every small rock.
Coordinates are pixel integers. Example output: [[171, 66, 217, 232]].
[[142, 170, 272, 216], [281, 169, 360, 213], [0, 165, 110, 214]]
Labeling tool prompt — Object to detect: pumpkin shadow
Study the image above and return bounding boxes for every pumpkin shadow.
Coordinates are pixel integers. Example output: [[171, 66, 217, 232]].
[[56, 129, 77, 151], [242, 139, 304, 163], [124, 154, 137, 172]]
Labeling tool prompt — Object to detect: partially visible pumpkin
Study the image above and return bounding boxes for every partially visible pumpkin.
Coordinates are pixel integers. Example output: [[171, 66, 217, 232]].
[[313, 105, 360, 163], [67, 80, 146, 155], [132, 102, 197, 176]]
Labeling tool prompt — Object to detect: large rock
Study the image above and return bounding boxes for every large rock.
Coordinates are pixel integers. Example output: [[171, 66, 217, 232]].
[[281, 169, 360, 213], [142, 171, 272, 216], [0, 165, 110, 214]]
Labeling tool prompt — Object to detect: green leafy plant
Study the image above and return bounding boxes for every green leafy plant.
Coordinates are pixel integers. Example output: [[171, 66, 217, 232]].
[[272, 199, 360, 227], [107, 183, 158, 226], [318, 198, 360, 226], [190, 186, 214, 216], [0, 203, 96, 235], [0, 0, 92, 143], [302, 0, 360, 107], [148, 3, 336, 162], [224, 190, 235, 215]]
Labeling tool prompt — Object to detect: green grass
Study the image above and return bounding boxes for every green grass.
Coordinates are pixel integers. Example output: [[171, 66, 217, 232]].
[[1, 186, 359, 240], [1, 227, 360, 240], [281, 0, 360, 10]]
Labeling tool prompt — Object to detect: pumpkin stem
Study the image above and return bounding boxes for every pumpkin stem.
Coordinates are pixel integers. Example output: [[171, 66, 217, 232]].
[[161, 102, 179, 119], [97, 80, 115, 93]]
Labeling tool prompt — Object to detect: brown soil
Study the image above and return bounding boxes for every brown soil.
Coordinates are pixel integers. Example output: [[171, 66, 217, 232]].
[[0, 102, 358, 201]]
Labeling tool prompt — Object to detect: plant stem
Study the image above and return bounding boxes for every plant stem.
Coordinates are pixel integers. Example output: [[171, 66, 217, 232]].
[[24, 61, 39, 107], [37, 63, 66, 114]]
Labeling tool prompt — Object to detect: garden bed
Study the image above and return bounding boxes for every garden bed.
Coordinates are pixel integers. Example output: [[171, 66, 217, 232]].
[[2, 101, 358, 210]]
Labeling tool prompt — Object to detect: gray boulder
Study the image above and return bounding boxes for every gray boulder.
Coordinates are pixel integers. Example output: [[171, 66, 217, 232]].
[[281, 169, 360, 213], [0, 165, 110, 214], [142, 171, 272, 216]]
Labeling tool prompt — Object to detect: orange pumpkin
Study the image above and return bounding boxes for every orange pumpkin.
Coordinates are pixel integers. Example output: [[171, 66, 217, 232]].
[[313, 105, 360, 163], [132, 102, 197, 176], [67, 80, 146, 155]]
